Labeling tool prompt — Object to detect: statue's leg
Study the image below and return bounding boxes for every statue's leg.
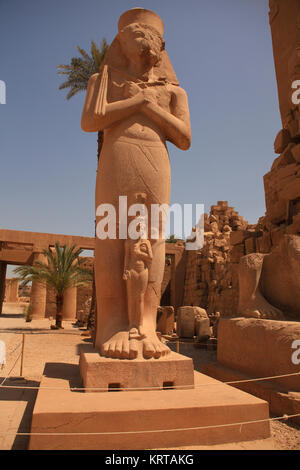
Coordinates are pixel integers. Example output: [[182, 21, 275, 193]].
[[127, 276, 135, 333], [94, 238, 138, 359], [141, 238, 171, 358], [238, 253, 283, 319]]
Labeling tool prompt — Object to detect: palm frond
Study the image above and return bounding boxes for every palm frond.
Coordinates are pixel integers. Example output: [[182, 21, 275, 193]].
[[13, 243, 92, 296], [57, 38, 109, 99]]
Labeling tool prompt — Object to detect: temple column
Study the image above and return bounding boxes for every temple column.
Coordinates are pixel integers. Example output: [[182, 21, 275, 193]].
[[62, 286, 77, 320], [30, 250, 47, 319], [6, 279, 19, 302], [0, 262, 7, 315]]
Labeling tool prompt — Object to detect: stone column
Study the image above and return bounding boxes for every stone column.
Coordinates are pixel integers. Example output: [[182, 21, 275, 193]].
[[62, 286, 77, 320], [30, 251, 47, 319], [6, 279, 19, 302], [0, 262, 7, 315]]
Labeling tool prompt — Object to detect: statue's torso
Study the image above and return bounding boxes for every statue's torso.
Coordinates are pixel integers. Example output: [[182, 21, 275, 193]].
[[104, 71, 173, 143]]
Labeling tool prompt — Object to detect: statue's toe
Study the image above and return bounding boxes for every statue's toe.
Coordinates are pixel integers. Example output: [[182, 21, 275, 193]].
[[129, 339, 138, 359]]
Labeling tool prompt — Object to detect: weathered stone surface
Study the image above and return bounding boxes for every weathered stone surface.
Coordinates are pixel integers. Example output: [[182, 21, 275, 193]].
[[29, 369, 270, 450], [274, 128, 291, 154], [238, 235, 300, 320], [184, 201, 248, 317], [217, 318, 300, 391], [156, 306, 174, 335], [291, 143, 300, 162], [176, 306, 198, 338], [80, 346, 194, 391], [195, 317, 211, 342]]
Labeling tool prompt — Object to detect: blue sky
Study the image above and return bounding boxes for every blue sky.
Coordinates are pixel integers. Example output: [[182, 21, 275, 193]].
[[0, 0, 281, 244]]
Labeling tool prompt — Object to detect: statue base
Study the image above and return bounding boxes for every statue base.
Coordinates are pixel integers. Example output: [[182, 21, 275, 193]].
[[79, 345, 194, 392], [29, 362, 270, 450]]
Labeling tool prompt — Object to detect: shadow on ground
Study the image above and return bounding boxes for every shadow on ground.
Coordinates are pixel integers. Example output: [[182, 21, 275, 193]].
[[43, 362, 83, 391], [167, 341, 217, 373], [0, 378, 39, 450]]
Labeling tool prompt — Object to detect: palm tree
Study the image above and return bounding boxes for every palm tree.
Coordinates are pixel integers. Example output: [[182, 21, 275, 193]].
[[14, 243, 93, 329], [57, 39, 109, 337], [57, 39, 109, 160]]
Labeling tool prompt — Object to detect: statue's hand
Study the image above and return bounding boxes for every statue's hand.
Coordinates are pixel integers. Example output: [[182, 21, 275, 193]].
[[123, 270, 131, 281], [142, 87, 156, 105], [123, 81, 142, 98]]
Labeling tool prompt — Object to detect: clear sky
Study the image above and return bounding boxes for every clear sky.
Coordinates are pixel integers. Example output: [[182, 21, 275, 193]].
[[0, 0, 281, 244]]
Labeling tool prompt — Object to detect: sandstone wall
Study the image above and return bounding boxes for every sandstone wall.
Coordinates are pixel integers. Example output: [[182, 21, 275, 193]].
[[184, 201, 248, 316]]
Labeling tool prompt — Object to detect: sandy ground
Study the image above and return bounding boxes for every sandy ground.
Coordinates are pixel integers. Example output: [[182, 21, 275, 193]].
[[0, 307, 299, 451]]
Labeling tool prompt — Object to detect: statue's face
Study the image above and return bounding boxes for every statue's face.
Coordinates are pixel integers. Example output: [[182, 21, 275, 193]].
[[119, 23, 163, 67]]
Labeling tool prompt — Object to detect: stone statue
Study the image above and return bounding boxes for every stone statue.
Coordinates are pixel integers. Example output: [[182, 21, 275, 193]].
[[238, 235, 300, 320], [81, 8, 191, 359], [123, 193, 153, 343]]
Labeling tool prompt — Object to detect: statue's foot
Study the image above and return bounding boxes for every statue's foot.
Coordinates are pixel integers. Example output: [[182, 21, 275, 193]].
[[242, 291, 284, 320], [142, 333, 171, 359], [101, 331, 138, 359]]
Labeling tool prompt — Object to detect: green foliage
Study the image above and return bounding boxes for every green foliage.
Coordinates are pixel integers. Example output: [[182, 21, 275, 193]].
[[166, 234, 179, 244], [14, 243, 93, 297], [57, 39, 109, 99]]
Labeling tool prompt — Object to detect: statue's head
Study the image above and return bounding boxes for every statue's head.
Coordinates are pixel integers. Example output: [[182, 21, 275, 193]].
[[101, 8, 179, 85], [119, 22, 165, 68], [118, 9, 165, 68]]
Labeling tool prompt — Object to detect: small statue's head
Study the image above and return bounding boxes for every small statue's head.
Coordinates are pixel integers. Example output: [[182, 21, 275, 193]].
[[118, 8, 165, 67]]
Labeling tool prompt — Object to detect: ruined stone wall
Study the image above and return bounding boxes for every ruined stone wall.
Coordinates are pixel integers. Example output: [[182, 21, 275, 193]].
[[184, 201, 248, 316]]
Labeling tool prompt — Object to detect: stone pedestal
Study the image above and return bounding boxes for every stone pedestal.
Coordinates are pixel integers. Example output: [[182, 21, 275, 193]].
[[79, 346, 194, 392], [29, 365, 271, 450]]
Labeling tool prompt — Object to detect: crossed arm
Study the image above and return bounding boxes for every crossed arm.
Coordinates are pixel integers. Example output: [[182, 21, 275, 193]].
[[81, 73, 191, 150]]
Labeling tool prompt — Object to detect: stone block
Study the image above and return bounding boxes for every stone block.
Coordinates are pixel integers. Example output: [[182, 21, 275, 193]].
[[177, 306, 206, 338], [256, 233, 271, 254], [217, 318, 300, 392], [156, 306, 175, 335], [274, 128, 291, 154], [29, 369, 271, 450], [230, 244, 245, 263], [291, 143, 300, 163], [270, 228, 286, 248], [80, 347, 194, 392], [245, 237, 256, 254], [230, 230, 250, 246], [195, 317, 211, 342]]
